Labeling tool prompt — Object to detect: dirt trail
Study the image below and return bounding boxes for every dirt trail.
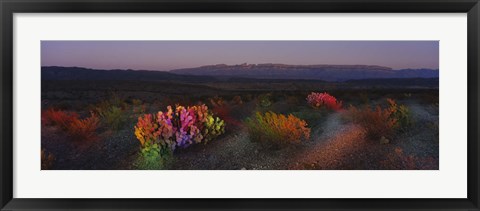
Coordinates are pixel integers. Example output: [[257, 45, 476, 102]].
[[313, 112, 348, 141], [290, 112, 367, 169]]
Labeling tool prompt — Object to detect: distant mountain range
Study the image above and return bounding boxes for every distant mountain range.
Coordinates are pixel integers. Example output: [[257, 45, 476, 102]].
[[42, 64, 438, 82], [170, 63, 438, 81], [41, 66, 216, 83]]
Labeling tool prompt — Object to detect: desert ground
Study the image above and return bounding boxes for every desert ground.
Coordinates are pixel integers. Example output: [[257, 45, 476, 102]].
[[41, 79, 439, 170]]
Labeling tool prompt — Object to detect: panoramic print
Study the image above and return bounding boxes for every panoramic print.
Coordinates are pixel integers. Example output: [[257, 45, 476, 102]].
[[41, 41, 439, 170]]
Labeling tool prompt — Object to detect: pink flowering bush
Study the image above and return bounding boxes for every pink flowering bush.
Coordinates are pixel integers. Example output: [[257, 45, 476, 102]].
[[134, 104, 225, 169], [134, 104, 225, 152], [306, 92, 342, 111]]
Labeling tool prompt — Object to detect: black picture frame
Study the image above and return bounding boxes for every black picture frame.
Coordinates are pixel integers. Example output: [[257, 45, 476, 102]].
[[1, 0, 479, 210]]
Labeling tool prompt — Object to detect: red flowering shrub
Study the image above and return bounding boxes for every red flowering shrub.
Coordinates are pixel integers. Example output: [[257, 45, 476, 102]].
[[306, 92, 342, 111]]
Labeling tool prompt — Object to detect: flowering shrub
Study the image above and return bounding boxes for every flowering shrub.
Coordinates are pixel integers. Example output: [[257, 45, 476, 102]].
[[306, 92, 342, 111], [134, 114, 159, 147], [245, 111, 311, 146], [134, 104, 225, 152], [42, 109, 79, 130], [170, 105, 203, 147], [67, 112, 100, 141]]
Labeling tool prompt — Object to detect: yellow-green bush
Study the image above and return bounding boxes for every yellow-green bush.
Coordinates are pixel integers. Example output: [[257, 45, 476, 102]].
[[245, 111, 311, 147], [98, 106, 126, 130]]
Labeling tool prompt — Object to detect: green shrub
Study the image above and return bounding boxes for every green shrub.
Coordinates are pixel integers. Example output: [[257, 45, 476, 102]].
[[203, 115, 226, 143], [98, 106, 126, 130], [135, 142, 172, 170], [387, 98, 413, 130]]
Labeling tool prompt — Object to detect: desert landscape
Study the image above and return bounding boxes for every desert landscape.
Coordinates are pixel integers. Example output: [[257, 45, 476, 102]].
[[41, 41, 439, 170], [41, 65, 439, 170]]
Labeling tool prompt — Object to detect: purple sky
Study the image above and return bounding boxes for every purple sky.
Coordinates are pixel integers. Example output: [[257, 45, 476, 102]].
[[41, 41, 439, 71]]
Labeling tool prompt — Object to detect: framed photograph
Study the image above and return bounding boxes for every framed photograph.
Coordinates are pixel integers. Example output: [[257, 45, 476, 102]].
[[1, 0, 479, 210]]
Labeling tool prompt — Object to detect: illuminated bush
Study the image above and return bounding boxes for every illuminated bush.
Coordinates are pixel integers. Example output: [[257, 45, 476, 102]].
[[134, 104, 226, 168], [135, 142, 173, 170], [306, 92, 342, 111], [245, 111, 311, 146], [170, 105, 204, 147], [203, 115, 226, 143], [134, 113, 161, 147]]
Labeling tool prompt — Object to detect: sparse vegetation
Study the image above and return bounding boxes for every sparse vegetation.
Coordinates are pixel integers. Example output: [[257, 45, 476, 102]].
[[42, 71, 438, 170]]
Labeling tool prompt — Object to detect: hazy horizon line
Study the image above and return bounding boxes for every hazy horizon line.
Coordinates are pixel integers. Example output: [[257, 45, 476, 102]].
[[41, 63, 440, 72]]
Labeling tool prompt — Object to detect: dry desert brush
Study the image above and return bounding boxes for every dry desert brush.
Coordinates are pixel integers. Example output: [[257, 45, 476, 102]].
[[344, 99, 410, 141], [245, 111, 311, 147], [42, 109, 100, 142]]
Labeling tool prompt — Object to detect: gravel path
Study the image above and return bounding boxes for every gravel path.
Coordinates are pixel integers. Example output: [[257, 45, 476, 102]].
[[289, 102, 439, 170]]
